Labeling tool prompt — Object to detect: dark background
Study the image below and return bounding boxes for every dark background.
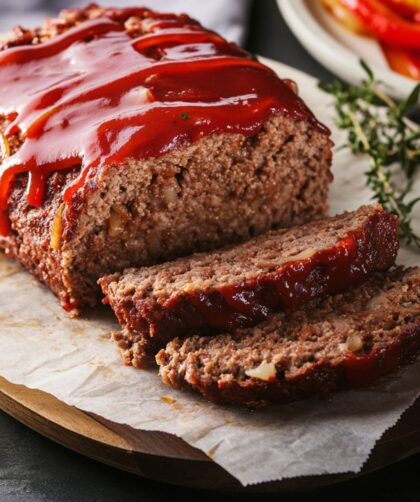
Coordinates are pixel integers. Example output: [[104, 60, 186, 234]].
[[0, 1, 418, 501]]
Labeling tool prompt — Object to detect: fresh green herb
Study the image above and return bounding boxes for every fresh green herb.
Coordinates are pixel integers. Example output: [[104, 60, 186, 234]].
[[319, 60, 420, 248], [180, 113, 190, 119]]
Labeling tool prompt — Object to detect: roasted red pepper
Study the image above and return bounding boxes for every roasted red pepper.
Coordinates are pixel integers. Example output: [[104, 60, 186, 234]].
[[381, 0, 420, 21], [339, 0, 420, 48], [381, 43, 420, 79]]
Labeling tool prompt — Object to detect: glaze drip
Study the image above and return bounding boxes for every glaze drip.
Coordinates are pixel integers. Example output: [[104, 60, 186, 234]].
[[0, 8, 328, 236]]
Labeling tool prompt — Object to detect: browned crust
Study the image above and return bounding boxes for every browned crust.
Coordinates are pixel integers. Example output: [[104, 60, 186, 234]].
[[100, 206, 399, 367], [0, 170, 80, 310], [165, 324, 420, 408], [0, 4, 199, 50], [0, 4, 333, 313], [156, 268, 420, 407], [1, 117, 332, 313]]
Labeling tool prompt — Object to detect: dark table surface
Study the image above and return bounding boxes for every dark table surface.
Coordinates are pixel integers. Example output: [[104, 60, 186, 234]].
[[0, 1, 419, 501]]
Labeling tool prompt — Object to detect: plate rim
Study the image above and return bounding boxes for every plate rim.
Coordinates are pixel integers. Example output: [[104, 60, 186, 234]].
[[277, 0, 416, 99]]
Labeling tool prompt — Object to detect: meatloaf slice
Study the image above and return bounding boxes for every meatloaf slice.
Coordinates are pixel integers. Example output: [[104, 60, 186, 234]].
[[100, 205, 399, 368], [0, 5, 333, 314], [157, 267, 420, 407]]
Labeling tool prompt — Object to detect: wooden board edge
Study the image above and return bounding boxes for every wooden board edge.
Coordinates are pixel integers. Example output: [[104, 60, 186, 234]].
[[1, 376, 419, 492], [0, 376, 131, 449]]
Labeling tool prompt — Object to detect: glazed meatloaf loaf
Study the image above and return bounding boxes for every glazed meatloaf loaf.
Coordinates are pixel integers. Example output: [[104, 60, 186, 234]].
[[0, 4, 333, 313], [99, 205, 399, 368], [157, 267, 420, 407]]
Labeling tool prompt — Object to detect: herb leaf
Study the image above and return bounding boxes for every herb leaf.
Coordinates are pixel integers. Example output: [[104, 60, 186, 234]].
[[319, 61, 420, 249], [398, 83, 420, 116]]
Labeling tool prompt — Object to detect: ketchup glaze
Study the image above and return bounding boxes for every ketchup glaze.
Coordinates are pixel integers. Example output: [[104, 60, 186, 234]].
[[0, 7, 329, 236], [108, 209, 399, 363]]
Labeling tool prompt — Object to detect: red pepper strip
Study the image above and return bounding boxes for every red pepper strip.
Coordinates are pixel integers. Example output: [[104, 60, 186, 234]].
[[339, 0, 420, 49], [381, 42, 420, 79], [381, 0, 420, 21]]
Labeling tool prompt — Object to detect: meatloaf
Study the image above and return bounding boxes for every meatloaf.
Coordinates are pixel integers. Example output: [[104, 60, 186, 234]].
[[0, 4, 333, 314], [157, 267, 420, 407], [100, 205, 399, 368]]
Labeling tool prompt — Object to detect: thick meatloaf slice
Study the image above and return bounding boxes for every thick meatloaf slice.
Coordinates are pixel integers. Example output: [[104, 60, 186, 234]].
[[0, 5, 333, 314], [157, 267, 420, 407], [100, 205, 399, 368]]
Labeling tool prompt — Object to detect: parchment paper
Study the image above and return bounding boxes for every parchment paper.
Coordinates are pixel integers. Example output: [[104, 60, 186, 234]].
[[0, 60, 418, 486]]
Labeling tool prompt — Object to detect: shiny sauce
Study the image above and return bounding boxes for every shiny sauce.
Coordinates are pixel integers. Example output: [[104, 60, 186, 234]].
[[150, 212, 399, 341], [0, 8, 328, 236]]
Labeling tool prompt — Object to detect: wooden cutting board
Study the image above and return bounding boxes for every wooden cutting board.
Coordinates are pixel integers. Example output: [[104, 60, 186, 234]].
[[0, 31, 418, 492], [0, 376, 419, 492]]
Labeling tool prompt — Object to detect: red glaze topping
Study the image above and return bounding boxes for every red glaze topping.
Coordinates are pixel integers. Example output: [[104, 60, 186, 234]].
[[340, 324, 420, 388], [110, 209, 399, 360], [177, 214, 398, 330], [0, 7, 329, 236]]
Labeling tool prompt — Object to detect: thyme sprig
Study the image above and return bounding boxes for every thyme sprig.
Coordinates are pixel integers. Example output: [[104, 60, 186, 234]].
[[319, 61, 420, 249]]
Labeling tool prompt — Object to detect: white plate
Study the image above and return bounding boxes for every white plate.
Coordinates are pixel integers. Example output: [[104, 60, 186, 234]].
[[277, 0, 417, 99]]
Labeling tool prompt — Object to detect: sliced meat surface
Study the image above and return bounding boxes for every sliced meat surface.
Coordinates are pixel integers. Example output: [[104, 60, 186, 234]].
[[100, 205, 399, 367], [157, 267, 420, 407]]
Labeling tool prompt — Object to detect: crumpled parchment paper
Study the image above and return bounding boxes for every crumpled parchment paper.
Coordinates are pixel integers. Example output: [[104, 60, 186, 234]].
[[0, 60, 418, 486]]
